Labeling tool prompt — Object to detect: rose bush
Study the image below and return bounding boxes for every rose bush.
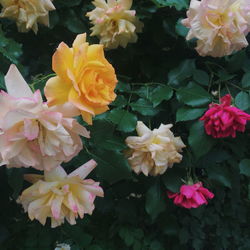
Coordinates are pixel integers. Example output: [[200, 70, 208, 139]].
[[0, 0, 250, 250]]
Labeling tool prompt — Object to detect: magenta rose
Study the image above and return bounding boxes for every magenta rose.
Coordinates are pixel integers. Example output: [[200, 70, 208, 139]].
[[167, 182, 214, 209], [200, 94, 250, 138]]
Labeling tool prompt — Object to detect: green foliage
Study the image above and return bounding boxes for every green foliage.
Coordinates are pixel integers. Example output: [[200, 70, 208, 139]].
[[0, 0, 250, 249]]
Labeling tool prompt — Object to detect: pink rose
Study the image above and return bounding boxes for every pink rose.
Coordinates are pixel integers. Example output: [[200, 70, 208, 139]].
[[167, 182, 214, 209], [200, 94, 250, 138], [0, 65, 89, 171]]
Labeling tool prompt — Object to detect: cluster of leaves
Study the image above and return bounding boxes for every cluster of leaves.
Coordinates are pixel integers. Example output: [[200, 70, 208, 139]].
[[0, 0, 250, 249]]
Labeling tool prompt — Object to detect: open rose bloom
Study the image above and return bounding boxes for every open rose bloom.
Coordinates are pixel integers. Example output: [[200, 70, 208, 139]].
[[182, 0, 250, 57], [200, 94, 250, 138], [125, 121, 185, 176], [45, 33, 118, 125], [0, 65, 89, 171], [0, 0, 55, 33], [167, 182, 214, 209], [86, 0, 143, 49], [19, 160, 104, 228]]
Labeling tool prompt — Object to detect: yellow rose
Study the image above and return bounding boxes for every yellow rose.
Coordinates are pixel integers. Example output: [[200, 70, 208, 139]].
[[44, 33, 118, 125], [0, 0, 55, 33]]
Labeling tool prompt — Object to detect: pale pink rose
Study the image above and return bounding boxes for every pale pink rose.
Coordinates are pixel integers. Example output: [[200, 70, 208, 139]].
[[182, 0, 250, 57], [125, 121, 185, 176], [0, 65, 89, 171], [19, 160, 104, 228]]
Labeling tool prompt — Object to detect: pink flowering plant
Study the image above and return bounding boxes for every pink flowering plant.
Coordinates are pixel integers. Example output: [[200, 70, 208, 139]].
[[0, 0, 250, 250]]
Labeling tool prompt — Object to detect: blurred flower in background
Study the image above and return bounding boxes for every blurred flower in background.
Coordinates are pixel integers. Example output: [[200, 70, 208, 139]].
[[0, 0, 55, 33], [86, 0, 143, 49], [55, 243, 71, 250]]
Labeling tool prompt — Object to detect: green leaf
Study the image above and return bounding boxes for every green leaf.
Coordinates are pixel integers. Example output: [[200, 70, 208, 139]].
[[188, 121, 216, 159], [130, 98, 160, 116], [175, 18, 188, 37], [110, 95, 127, 107], [217, 70, 236, 82], [88, 246, 103, 250], [239, 159, 250, 177], [152, 0, 188, 10], [177, 82, 212, 107], [0, 225, 9, 244], [55, 0, 82, 8], [119, 227, 134, 247], [107, 109, 137, 132], [207, 166, 232, 188], [150, 85, 173, 107], [168, 60, 196, 87], [116, 82, 131, 93], [63, 224, 92, 247], [162, 167, 185, 192], [162, 216, 179, 236], [241, 72, 250, 88], [0, 26, 22, 64], [145, 182, 166, 220], [176, 107, 206, 122], [62, 10, 86, 33], [0, 72, 6, 90], [93, 149, 132, 184], [7, 169, 23, 199], [132, 85, 153, 99], [235, 91, 250, 110], [193, 70, 209, 86], [89, 120, 126, 151]]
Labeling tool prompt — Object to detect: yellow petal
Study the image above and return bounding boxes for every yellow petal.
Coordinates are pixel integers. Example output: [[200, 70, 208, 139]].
[[87, 44, 105, 62], [81, 111, 93, 125], [73, 33, 87, 48], [68, 88, 94, 114], [52, 42, 74, 81], [45, 76, 71, 106]]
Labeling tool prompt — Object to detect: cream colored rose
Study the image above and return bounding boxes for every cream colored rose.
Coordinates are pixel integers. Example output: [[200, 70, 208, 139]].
[[182, 0, 250, 57], [0, 0, 55, 33], [86, 0, 143, 49], [19, 160, 104, 228], [125, 121, 185, 176]]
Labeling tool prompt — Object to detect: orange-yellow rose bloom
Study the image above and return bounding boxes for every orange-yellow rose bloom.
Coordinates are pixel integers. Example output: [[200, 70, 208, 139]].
[[44, 33, 118, 125]]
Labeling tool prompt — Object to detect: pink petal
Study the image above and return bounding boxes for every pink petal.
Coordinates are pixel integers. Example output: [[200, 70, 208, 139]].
[[5, 65, 33, 98], [69, 160, 97, 179]]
